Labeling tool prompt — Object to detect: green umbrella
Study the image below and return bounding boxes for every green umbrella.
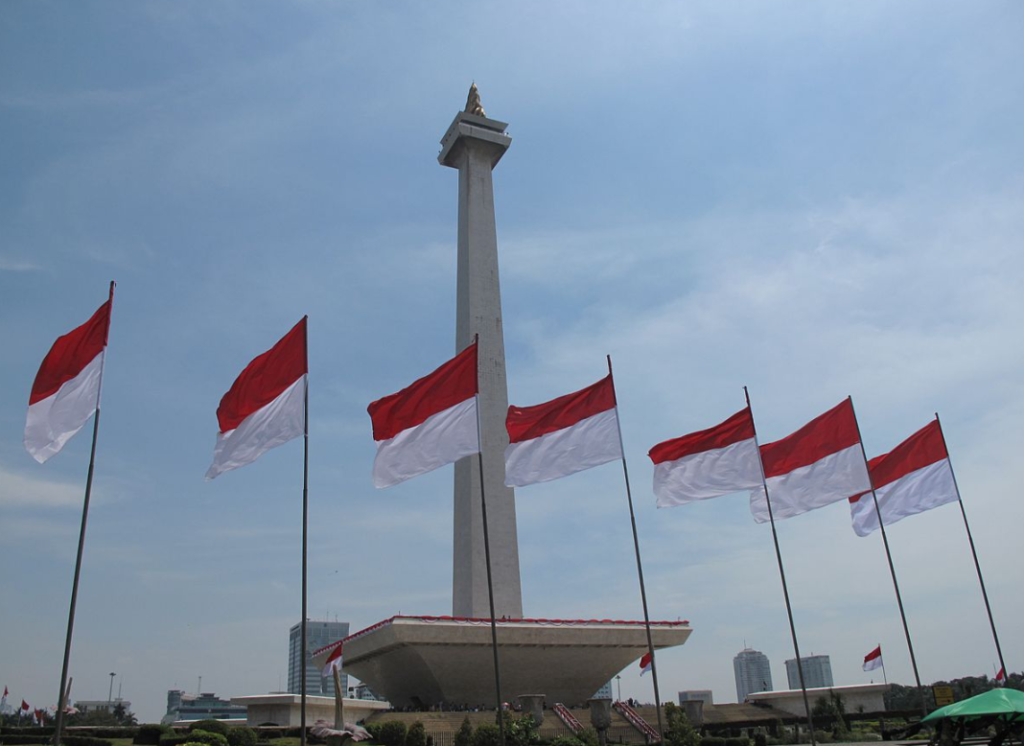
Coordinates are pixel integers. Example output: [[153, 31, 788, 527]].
[[922, 689, 1024, 723]]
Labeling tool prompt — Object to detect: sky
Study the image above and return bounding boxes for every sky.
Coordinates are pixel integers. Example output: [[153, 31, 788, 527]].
[[1, 0, 1022, 724]]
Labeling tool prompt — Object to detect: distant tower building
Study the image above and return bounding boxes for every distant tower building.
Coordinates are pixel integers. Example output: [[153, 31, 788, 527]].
[[734, 648, 773, 702], [679, 690, 714, 705], [288, 620, 350, 697], [785, 655, 833, 689], [592, 680, 613, 700]]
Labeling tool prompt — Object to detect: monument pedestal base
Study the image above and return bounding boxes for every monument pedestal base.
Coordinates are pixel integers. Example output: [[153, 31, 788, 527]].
[[313, 615, 691, 708]]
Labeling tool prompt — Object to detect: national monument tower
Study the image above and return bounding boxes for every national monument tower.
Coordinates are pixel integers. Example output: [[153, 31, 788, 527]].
[[312, 87, 690, 708], [439, 84, 523, 619]]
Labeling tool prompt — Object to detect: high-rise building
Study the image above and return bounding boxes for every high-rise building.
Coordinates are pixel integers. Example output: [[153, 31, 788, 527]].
[[734, 648, 773, 702], [288, 620, 349, 697], [785, 655, 833, 689], [592, 680, 613, 700]]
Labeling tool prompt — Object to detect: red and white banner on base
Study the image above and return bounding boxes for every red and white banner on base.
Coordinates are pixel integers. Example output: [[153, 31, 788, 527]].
[[25, 294, 113, 463], [649, 407, 761, 508], [750, 398, 871, 523], [368, 343, 479, 488], [849, 419, 957, 536], [504, 375, 621, 487], [206, 317, 307, 480]]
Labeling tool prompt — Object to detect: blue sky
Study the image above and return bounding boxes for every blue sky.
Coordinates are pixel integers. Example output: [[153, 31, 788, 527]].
[[2, 0, 1022, 722]]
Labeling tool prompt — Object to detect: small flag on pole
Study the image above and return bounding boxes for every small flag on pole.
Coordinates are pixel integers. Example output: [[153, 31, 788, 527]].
[[639, 652, 652, 676], [863, 645, 883, 672], [25, 293, 113, 463], [504, 375, 621, 487], [367, 342, 480, 488], [206, 318, 308, 480], [749, 398, 872, 523], [848, 420, 958, 536], [995, 667, 1006, 686], [322, 644, 343, 678], [21, 700, 30, 714], [649, 407, 762, 507]]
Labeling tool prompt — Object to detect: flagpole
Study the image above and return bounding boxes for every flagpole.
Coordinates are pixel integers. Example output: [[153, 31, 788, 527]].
[[54, 281, 114, 746], [879, 647, 888, 687], [607, 356, 664, 744], [473, 335, 506, 746], [934, 413, 1006, 679], [744, 387, 817, 746], [300, 317, 310, 746], [848, 397, 925, 717]]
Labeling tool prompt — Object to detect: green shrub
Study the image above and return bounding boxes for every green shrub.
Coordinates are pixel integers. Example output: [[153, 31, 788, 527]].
[[701, 738, 727, 746], [185, 730, 229, 746], [406, 722, 427, 746], [227, 727, 258, 746], [160, 736, 193, 746], [454, 717, 474, 746], [576, 728, 599, 746], [137, 724, 173, 744], [472, 724, 501, 746], [377, 720, 408, 746], [548, 737, 584, 746], [724, 739, 750, 746], [190, 721, 231, 737]]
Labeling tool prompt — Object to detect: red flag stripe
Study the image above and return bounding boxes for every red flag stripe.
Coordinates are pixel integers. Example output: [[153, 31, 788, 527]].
[[216, 318, 308, 433], [29, 299, 111, 405], [864, 646, 882, 663], [506, 375, 616, 444], [368, 342, 478, 442], [867, 419, 947, 490], [760, 398, 861, 478], [848, 420, 948, 503], [649, 407, 755, 465]]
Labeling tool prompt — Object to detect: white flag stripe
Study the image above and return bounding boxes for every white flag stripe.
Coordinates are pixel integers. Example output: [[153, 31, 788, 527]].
[[206, 374, 306, 480], [654, 437, 761, 508], [750, 442, 870, 523], [850, 459, 957, 536], [24, 353, 104, 464], [504, 408, 622, 487], [863, 656, 883, 672], [373, 396, 479, 488]]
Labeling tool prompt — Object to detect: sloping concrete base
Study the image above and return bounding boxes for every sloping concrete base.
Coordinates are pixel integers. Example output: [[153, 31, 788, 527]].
[[313, 616, 692, 708]]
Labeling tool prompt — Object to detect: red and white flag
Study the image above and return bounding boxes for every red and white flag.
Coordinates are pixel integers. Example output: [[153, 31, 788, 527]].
[[750, 398, 871, 522], [639, 651, 653, 676], [25, 291, 113, 463], [20, 700, 30, 714], [863, 645, 883, 672], [368, 343, 479, 488], [206, 318, 308, 480], [849, 420, 957, 537], [322, 643, 343, 677], [649, 407, 762, 508], [995, 667, 1006, 686], [504, 375, 621, 487]]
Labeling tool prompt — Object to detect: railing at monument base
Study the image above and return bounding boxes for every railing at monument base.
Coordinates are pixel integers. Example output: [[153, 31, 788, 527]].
[[613, 700, 660, 743], [552, 703, 585, 735]]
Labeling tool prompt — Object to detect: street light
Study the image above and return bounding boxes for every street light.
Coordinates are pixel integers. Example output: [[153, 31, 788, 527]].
[[108, 673, 116, 703], [615, 675, 621, 702]]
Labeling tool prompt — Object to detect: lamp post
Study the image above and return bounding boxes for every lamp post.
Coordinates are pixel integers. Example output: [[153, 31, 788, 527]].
[[108, 673, 116, 703], [615, 676, 621, 702]]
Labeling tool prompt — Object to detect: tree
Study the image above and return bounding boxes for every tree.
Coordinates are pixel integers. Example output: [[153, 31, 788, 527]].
[[663, 703, 700, 746]]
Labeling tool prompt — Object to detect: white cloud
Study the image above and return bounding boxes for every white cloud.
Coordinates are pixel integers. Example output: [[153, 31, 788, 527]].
[[0, 466, 84, 508]]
